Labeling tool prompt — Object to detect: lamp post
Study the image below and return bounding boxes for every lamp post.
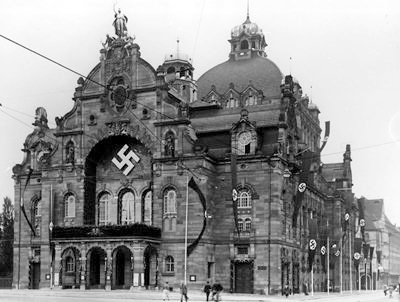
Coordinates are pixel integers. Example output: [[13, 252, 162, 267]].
[[184, 174, 189, 285]]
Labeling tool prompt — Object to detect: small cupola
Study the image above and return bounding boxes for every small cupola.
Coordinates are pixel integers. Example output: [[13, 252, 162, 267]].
[[228, 8, 267, 61]]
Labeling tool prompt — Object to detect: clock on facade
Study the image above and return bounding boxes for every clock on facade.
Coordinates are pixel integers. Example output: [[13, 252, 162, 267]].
[[238, 131, 251, 146]]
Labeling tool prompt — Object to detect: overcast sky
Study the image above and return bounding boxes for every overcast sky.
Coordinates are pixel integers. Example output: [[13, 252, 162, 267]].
[[1, 0, 400, 224]]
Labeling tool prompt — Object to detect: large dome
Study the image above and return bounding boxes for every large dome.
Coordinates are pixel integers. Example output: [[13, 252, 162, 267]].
[[197, 56, 283, 100]]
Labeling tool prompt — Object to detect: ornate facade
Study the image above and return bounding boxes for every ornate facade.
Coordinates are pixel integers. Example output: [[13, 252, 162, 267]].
[[13, 11, 355, 294]]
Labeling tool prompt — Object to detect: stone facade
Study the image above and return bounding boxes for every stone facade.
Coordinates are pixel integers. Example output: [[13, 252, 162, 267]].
[[12, 11, 356, 295]]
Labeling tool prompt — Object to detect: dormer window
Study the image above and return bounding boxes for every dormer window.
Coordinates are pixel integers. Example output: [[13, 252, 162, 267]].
[[227, 93, 238, 108], [245, 91, 256, 106]]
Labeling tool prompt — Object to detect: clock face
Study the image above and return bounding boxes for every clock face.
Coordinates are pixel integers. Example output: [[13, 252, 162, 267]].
[[238, 131, 251, 146]]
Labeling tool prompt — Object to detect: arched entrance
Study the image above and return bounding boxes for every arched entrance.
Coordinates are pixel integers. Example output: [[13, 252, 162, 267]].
[[61, 246, 81, 289], [144, 245, 158, 289], [87, 247, 106, 289], [112, 246, 133, 289]]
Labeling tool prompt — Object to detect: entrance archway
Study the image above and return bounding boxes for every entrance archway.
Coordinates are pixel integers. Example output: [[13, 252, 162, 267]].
[[112, 246, 133, 289], [144, 245, 158, 289], [87, 247, 106, 289]]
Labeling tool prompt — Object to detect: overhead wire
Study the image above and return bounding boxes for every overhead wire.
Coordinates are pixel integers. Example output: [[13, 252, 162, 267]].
[[2, 34, 397, 175]]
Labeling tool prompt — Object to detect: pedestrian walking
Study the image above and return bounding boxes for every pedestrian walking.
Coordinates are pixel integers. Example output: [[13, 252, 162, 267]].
[[211, 282, 223, 302], [284, 283, 290, 298], [180, 281, 188, 302], [204, 281, 211, 301], [162, 282, 170, 301]]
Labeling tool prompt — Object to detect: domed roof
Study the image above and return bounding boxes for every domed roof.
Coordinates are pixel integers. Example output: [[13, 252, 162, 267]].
[[197, 56, 283, 100], [231, 16, 263, 38]]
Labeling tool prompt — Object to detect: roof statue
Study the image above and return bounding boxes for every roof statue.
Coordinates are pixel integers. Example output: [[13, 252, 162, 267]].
[[113, 5, 128, 38]]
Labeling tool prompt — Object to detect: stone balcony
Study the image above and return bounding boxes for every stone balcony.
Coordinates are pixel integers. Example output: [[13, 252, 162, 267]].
[[51, 223, 161, 240]]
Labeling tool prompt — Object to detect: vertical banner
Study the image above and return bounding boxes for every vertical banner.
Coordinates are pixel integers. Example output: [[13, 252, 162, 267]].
[[231, 153, 239, 235], [292, 151, 314, 227], [308, 218, 318, 271], [377, 250, 382, 264], [357, 198, 366, 242], [319, 224, 328, 273], [369, 246, 374, 261], [362, 243, 370, 260], [353, 238, 363, 270]]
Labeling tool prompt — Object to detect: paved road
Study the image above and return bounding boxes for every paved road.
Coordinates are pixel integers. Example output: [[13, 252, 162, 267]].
[[0, 289, 393, 302]]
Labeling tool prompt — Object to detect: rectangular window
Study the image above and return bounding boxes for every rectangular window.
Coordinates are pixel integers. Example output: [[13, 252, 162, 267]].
[[237, 246, 248, 255]]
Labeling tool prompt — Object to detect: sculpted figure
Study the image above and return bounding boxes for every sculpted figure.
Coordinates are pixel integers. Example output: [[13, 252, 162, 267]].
[[113, 6, 128, 38]]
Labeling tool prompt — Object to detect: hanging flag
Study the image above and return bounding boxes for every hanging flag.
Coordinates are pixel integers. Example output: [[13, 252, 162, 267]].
[[358, 198, 366, 243], [342, 209, 350, 241], [369, 246, 375, 261], [354, 238, 363, 270], [308, 218, 318, 272], [319, 223, 328, 273], [377, 250, 382, 264], [362, 243, 370, 260], [292, 150, 314, 227], [319, 121, 330, 152], [231, 153, 240, 236], [187, 177, 207, 256], [21, 168, 36, 235]]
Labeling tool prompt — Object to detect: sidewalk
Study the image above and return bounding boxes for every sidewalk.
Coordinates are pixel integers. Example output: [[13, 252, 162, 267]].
[[0, 288, 385, 302]]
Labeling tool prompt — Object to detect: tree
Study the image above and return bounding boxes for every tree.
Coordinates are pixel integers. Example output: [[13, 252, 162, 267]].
[[0, 197, 14, 276]]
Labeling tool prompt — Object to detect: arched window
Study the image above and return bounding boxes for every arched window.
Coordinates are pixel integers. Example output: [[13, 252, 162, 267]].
[[164, 131, 175, 157], [143, 190, 152, 225], [33, 199, 41, 217], [166, 67, 175, 74], [163, 189, 177, 215], [165, 255, 174, 273], [66, 256, 75, 272], [64, 193, 76, 218], [245, 218, 252, 231], [65, 140, 75, 164], [238, 191, 251, 208], [98, 192, 111, 225], [120, 191, 140, 224], [238, 218, 244, 232], [240, 40, 249, 50]]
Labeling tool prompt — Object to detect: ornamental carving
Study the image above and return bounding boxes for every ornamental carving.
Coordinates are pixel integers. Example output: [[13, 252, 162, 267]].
[[105, 120, 130, 136]]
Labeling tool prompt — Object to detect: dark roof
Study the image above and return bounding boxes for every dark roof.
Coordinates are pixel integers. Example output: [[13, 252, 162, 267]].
[[191, 104, 280, 133], [197, 56, 283, 100]]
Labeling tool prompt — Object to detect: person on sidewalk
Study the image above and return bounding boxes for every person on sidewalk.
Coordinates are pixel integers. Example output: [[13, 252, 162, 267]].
[[162, 281, 170, 301], [284, 283, 290, 298], [204, 281, 211, 301], [211, 282, 223, 302], [180, 281, 189, 302]]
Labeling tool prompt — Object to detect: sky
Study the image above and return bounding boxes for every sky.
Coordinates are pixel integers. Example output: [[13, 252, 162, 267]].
[[0, 0, 400, 224]]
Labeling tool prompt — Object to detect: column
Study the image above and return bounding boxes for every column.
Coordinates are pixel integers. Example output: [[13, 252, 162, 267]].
[[54, 245, 62, 289], [80, 244, 87, 290], [105, 245, 112, 291], [132, 243, 145, 288]]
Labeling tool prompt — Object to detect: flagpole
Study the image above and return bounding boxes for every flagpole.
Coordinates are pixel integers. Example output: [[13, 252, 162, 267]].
[[184, 174, 189, 285], [311, 263, 314, 296], [327, 235, 330, 295], [340, 237, 343, 294], [349, 228, 352, 293]]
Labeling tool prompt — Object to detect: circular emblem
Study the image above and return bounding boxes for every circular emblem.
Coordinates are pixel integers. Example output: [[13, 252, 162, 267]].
[[335, 250, 340, 257], [298, 182, 306, 193], [360, 219, 366, 227], [332, 243, 337, 249], [354, 252, 361, 260], [232, 189, 238, 201], [309, 239, 317, 251], [112, 85, 128, 107], [345, 213, 350, 221], [321, 246, 326, 255]]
